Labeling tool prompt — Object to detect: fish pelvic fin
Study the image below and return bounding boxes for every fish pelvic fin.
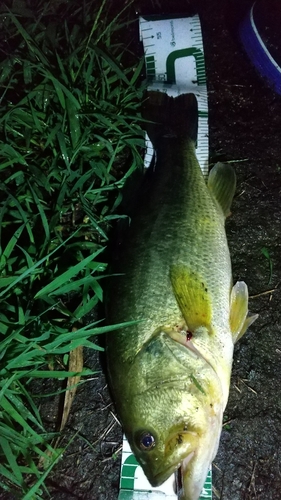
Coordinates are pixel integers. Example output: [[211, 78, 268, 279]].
[[170, 264, 212, 333], [208, 162, 236, 217], [142, 91, 198, 145], [230, 281, 259, 343]]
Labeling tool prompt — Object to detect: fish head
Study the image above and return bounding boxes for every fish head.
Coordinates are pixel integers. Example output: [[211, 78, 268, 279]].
[[117, 330, 224, 500]]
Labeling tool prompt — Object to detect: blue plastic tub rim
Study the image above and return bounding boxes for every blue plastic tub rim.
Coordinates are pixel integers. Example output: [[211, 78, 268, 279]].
[[239, 2, 281, 94]]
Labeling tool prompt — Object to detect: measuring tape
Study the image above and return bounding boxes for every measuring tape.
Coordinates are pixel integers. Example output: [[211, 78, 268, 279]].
[[118, 13, 211, 500], [139, 14, 209, 176]]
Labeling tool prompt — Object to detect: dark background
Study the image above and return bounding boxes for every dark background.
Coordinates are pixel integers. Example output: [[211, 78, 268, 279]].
[[47, 1, 281, 499], [39, 1, 281, 499], [3, 0, 281, 499]]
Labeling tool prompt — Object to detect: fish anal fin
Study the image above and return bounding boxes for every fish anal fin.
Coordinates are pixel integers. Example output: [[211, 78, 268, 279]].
[[170, 264, 212, 332], [208, 162, 236, 217], [230, 281, 258, 343]]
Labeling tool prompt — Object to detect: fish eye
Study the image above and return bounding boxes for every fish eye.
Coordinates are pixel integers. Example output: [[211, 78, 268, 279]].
[[138, 431, 156, 451]]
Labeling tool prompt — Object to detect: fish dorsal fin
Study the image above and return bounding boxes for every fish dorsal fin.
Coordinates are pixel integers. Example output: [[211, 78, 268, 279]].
[[170, 264, 212, 332], [208, 162, 236, 217], [230, 281, 259, 343]]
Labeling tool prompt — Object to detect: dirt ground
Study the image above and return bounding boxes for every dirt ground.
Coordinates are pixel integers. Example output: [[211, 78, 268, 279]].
[[3, 0, 281, 499]]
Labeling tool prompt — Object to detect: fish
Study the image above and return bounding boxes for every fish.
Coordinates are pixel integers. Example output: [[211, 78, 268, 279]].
[[106, 91, 258, 500]]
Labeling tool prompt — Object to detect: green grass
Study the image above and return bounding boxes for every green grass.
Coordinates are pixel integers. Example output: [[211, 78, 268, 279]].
[[0, 0, 145, 496]]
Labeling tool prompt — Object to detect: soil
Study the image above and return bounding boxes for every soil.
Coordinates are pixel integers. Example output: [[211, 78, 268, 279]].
[[3, 0, 281, 499]]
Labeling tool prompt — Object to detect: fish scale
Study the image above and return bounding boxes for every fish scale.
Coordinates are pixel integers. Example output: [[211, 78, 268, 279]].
[[108, 137, 230, 355], [106, 91, 256, 500]]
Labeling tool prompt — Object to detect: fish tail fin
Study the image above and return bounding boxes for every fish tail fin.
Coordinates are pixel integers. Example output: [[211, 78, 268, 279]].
[[143, 91, 198, 145]]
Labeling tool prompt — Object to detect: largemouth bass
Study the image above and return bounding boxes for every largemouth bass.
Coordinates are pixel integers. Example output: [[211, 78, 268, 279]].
[[106, 91, 257, 500]]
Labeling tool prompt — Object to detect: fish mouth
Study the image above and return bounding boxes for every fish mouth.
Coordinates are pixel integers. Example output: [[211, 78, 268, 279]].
[[174, 453, 195, 497], [153, 450, 195, 488], [150, 429, 199, 487]]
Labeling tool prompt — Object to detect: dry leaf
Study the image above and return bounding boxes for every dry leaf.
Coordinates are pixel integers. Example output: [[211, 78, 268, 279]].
[[60, 344, 83, 431]]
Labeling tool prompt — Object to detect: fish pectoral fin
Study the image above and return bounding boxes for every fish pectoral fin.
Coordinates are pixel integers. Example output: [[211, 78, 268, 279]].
[[208, 162, 236, 217], [230, 281, 259, 343], [170, 264, 212, 332]]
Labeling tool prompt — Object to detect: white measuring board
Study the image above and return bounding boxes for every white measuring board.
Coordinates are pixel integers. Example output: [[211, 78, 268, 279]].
[[118, 13, 211, 500], [139, 14, 208, 177]]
